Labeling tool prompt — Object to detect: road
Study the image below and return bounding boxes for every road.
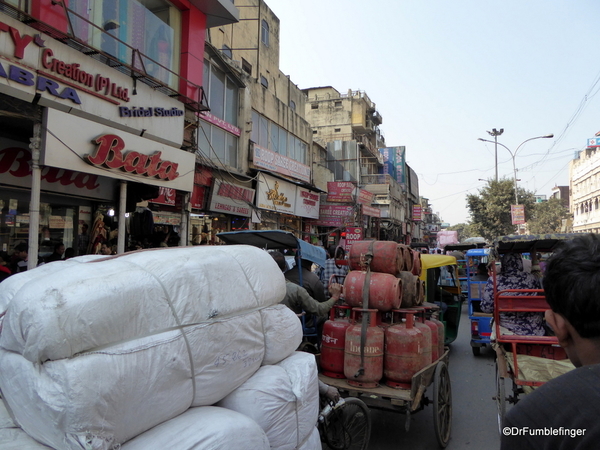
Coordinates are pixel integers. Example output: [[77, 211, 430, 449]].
[[366, 305, 501, 449]]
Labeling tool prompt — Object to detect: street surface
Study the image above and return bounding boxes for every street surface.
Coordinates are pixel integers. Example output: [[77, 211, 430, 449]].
[[366, 306, 501, 449]]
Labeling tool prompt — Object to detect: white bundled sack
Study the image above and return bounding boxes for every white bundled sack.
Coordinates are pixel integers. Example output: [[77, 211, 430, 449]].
[[0, 245, 285, 363], [0, 400, 51, 450], [261, 304, 303, 365], [299, 427, 322, 450], [121, 406, 270, 450], [218, 351, 319, 450], [0, 304, 301, 450]]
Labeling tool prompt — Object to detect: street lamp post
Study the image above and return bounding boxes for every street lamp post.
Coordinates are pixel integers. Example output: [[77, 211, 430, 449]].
[[477, 134, 554, 205], [486, 128, 504, 182]]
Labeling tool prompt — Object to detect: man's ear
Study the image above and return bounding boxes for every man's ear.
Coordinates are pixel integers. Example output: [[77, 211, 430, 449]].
[[545, 310, 571, 347]]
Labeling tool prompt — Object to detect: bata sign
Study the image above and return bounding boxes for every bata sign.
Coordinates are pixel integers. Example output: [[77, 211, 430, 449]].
[[42, 109, 194, 192], [88, 134, 179, 181]]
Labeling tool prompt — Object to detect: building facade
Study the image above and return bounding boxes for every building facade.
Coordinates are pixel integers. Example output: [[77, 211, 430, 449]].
[[570, 146, 600, 233], [0, 0, 238, 266]]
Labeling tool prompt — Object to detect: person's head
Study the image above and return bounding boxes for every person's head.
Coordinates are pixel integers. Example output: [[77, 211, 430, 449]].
[[54, 242, 65, 255], [543, 234, 600, 367], [500, 253, 523, 274], [0, 251, 9, 266], [476, 263, 488, 276], [64, 247, 75, 259], [270, 251, 286, 272], [14, 243, 28, 260], [80, 223, 88, 234], [100, 243, 112, 255]]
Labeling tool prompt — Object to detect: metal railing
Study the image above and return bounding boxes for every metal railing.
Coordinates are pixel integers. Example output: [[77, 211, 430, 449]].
[[0, 0, 209, 112]]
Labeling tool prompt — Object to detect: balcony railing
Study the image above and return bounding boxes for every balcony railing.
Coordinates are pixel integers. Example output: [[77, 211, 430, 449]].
[[0, 0, 208, 112]]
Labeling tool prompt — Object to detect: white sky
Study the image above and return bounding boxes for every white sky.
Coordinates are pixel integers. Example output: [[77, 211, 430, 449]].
[[264, 0, 600, 225]]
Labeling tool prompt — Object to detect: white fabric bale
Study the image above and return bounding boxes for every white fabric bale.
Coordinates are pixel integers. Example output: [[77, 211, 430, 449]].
[[0, 255, 102, 313], [261, 304, 303, 365], [0, 245, 285, 363], [275, 352, 320, 445], [217, 351, 319, 450], [0, 428, 53, 450], [0, 309, 270, 450], [298, 426, 322, 450], [121, 406, 270, 450]]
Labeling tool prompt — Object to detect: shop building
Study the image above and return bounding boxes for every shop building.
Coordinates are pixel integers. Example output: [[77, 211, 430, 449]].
[[0, 0, 238, 267]]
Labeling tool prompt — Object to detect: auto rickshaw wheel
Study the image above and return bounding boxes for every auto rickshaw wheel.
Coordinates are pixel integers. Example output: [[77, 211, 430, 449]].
[[433, 361, 452, 448], [471, 345, 481, 356], [495, 362, 506, 435]]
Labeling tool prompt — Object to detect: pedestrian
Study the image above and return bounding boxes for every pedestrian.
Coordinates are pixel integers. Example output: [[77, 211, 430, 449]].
[[64, 247, 75, 260], [0, 251, 12, 282], [501, 233, 600, 449], [320, 245, 348, 299], [12, 242, 29, 273], [45, 242, 65, 263]]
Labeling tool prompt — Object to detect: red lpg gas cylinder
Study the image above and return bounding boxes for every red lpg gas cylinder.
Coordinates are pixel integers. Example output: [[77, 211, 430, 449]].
[[425, 306, 445, 358], [422, 314, 440, 362], [344, 309, 384, 388], [321, 306, 352, 378], [344, 271, 402, 312], [349, 241, 402, 275], [384, 310, 424, 387], [408, 307, 432, 368]]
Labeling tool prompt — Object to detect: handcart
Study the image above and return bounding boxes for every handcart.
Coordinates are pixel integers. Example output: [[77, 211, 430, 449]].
[[319, 348, 452, 448], [491, 234, 579, 432]]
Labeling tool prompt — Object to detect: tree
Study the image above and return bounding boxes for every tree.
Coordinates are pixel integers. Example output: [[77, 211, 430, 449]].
[[466, 178, 536, 241], [527, 197, 571, 234]]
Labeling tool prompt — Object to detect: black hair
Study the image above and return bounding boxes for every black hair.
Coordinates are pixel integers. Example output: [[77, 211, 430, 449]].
[[64, 248, 75, 258], [477, 263, 487, 275], [14, 242, 28, 253], [327, 245, 345, 259], [54, 242, 65, 251], [543, 234, 600, 338], [270, 251, 287, 272]]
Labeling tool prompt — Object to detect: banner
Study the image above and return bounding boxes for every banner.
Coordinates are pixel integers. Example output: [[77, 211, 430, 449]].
[[511, 205, 525, 225], [326, 181, 355, 203]]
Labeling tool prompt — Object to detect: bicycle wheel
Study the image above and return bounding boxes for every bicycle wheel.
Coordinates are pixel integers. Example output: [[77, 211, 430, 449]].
[[495, 361, 506, 435], [433, 361, 452, 448], [323, 397, 371, 450]]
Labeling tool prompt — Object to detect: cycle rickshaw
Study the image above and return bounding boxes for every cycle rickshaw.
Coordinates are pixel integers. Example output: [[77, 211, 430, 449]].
[[491, 233, 578, 432]]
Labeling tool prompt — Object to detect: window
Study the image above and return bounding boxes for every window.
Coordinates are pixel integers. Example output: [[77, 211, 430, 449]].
[[334, 100, 342, 107], [311, 103, 319, 110], [203, 60, 239, 126], [260, 75, 269, 88], [334, 128, 341, 132], [242, 58, 252, 76], [198, 121, 239, 168], [261, 19, 270, 46], [68, 0, 182, 89], [313, 130, 318, 134], [290, 100, 296, 111], [221, 44, 232, 58], [251, 111, 307, 165]]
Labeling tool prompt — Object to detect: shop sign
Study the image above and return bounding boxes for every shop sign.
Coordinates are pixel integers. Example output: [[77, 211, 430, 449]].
[[357, 189, 374, 205], [150, 187, 176, 206], [194, 166, 213, 187], [252, 145, 310, 183], [256, 172, 296, 215], [326, 181, 354, 203], [309, 204, 355, 227], [190, 184, 206, 210], [42, 109, 194, 192], [0, 137, 114, 200], [413, 204, 422, 221], [152, 211, 181, 226], [200, 112, 241, 137], [209, 179, 255, 217], [511, 205, 525, 225], [362, 204, 381, 218], [0, 15, 184, 147], [343, 227, 363, 253], [295, 186, 320, 219]]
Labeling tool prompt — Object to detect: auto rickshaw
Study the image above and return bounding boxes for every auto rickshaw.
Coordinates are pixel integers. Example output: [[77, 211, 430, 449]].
[[465, 247, 492, 355], [419, 254, 463, 345]]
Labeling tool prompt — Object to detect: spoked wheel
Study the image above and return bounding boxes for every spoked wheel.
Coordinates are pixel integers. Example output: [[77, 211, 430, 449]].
[[495, 361, 506, 434], [323, 397, 371, 450], [433, 361, 452, 448]]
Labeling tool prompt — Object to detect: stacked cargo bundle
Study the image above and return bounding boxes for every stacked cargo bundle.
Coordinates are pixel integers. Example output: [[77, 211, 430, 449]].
[[320, 240, 442, 388], [0, 245, 318, 450]]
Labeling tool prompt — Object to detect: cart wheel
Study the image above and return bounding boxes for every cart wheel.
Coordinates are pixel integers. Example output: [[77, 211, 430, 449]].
[[495, 362, 506, 435], [433, 361, 452, 448], [471, 346, 481, 356], [324, 397, 371, 450]]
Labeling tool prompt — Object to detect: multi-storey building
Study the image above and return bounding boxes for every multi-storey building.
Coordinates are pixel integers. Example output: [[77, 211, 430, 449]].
[[570, 146, 600, 233], [0, 0, 238, 266], [197, 0, 325, 244]]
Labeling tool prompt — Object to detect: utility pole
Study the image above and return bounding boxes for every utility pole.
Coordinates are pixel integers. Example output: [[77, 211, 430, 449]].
[[486, 128, 504, 182]]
